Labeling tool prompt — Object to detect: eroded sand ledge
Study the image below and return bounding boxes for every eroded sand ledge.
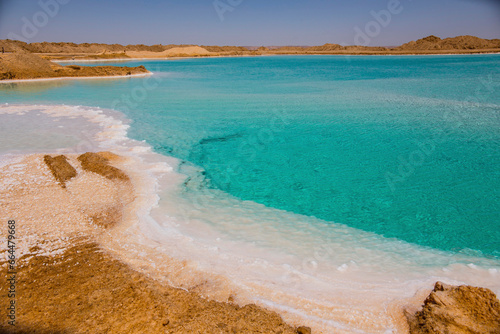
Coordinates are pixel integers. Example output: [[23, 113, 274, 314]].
[[0, 153, 303, 334], [0, 53, 150, 81]]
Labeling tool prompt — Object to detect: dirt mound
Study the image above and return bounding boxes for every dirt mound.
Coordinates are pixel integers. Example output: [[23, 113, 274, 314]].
[[0, 39, 31, 53], [0, 53, 58, 80], [407, 281, 500, 334], [126, 46, 215, 58], [163, 46, 213, 56]]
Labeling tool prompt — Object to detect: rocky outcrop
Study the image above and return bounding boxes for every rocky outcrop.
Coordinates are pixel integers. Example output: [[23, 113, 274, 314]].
[[296, 326, 312, 334], [0, 53, 149, 80], [407, 281, 500, 334]]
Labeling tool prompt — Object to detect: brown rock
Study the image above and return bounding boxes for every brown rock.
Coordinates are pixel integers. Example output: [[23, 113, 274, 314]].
[[296, 326, 312, 334], [407, 281, 500, 334], [43, 154, 77, 188]]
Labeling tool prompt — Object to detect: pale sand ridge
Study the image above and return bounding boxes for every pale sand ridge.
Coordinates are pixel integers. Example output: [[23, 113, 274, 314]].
[[126, 46, 214, 58]]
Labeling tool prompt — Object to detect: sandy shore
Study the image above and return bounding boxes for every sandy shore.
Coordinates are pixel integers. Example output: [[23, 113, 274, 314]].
[[0, 153, 304, 334], [53, 48, 500, 62], [49, 50, 500, 68], [0, 53, 151, 81], [0, 72, 152, 84]]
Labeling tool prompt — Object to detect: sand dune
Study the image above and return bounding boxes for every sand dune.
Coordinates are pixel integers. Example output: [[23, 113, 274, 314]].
[[126, 46, 214, 58]]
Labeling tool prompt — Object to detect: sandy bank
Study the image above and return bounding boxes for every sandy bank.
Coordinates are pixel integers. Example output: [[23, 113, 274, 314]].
[[0, 72, 151, 84], [0, 153, 303, 334], [0, 53, 150, 81]]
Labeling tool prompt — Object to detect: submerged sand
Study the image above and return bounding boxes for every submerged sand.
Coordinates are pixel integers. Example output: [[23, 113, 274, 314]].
[[0, 153, 302, 333]]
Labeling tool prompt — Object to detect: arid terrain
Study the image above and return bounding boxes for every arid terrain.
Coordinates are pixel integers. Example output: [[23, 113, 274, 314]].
[[1, 35, 498, 81], [1, 35, 499, 62], [1, 33, 499, 333]]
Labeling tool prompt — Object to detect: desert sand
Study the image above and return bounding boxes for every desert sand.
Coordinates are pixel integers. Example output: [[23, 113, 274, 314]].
[[126, 46, 214, 59]]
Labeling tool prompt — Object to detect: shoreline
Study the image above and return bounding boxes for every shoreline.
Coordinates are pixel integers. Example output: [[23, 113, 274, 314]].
[[3, 150, 498, 333], [0, 152, 303, 334], [0, 52, 151, 82], [0, 104, 419, 333], [3, 88, 500, 333], [51, 51, 500, 63], [2, 52, 497, 83], [0, 72, 152, 84]]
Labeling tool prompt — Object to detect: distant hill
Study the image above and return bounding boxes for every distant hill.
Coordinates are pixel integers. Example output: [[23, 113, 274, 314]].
[[394, 35, 500, 51], [1, 35, 499, 57], [201, 45, 249, 52], [0, 40, 200, 54], [308, 44, 388, 52]]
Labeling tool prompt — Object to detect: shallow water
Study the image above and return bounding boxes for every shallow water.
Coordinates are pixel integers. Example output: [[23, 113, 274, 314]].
[[1, 55, 499, 333]]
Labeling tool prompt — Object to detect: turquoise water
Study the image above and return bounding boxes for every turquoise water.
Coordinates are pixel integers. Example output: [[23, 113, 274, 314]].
[[1, 55, 499, 257]]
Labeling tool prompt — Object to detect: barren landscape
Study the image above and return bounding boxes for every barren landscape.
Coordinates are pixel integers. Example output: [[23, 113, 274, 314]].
[[1, 35, 499, 81]]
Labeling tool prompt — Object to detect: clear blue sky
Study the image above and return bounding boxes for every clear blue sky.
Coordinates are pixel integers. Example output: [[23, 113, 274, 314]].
[[0, 0, 499, 46]]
